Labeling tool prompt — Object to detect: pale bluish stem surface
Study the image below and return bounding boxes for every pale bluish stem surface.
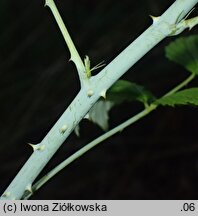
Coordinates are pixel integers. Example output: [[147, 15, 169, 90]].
[[24, 74, 195, 199], [24, 106, 155, 200]]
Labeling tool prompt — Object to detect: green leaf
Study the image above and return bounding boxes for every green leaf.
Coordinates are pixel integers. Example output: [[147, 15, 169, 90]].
[[87, 100, 113, 131], [155, 88, 198, 107], [165, 35, 198, 75], [107, 80, 155, 105]]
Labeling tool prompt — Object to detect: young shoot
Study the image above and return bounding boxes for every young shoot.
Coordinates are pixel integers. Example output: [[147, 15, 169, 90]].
[[84, 55, 105, 78]]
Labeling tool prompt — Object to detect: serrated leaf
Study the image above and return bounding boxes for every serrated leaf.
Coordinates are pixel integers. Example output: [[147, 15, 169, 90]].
[[107, 80, 155, 105], [165, 35, 198, 75], [87, 100, 113, 131], [155, 88, 198, 107]]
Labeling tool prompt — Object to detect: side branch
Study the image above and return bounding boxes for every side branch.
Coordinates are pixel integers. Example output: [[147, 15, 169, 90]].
[[45, 0, 86, 86]]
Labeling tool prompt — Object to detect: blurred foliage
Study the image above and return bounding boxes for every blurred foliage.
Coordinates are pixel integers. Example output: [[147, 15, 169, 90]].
[[87, 100, 113, 131], [107, 80, 155, 105], [88, 80, 154, 131]]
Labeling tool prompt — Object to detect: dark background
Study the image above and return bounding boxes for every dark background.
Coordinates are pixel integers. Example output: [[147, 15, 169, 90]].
[[0, 0, 198, 199]]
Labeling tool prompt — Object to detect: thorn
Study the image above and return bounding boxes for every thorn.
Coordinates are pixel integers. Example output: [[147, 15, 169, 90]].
[[74, 125, 80, 137], [38, 145, 45, 151], [149, 15, 160, 24], [28, 143, 39, 151], [28, 143, 45, 151], [25, 184, 33, 193], [100, 90, 107, 99], [189, 25, 193, 31], [44, 0, 50, 7], [60, 124, 68, 134], [84, 113, 90, 119], [119, 128, 124, 133], [2, 191, 11, 197], [87, 89, 94, 97], [69, 57, 73, 62]]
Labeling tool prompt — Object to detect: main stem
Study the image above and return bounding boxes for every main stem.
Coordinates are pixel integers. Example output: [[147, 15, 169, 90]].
[[24, 106, 155, 199], [1, 0, 198, 200]]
